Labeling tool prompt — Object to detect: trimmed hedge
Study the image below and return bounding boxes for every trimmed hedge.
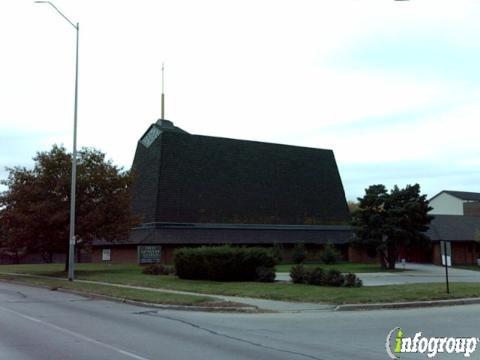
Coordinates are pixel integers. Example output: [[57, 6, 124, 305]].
[[324, 269, 344, 287], [174, 246, 276, 282], [290, 264, 309, 284], [256, 267, 276, 282], [344, 273, 363, 287], [289, 265, 363, 287], [307, 267, 326, 285], [142, 264, 175, 275]]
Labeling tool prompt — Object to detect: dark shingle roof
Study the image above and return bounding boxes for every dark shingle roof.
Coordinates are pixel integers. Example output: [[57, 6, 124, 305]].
[[431, 190, 480, 202], [131, 120, 350, 225], [426, 215, 480, 242], [93, 223, 353, 246]]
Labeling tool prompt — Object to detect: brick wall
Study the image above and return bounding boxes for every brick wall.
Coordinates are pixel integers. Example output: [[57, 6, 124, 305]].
[[348, 246, 377, 263], [432, 243, 441, 265], [452, 242, 477, 265], [92, 245, 176, 264], [463, 202, 480, 216], [92, 246, 137, 263], [92, 244, 350, 264], [432, 241, 478, 265], [91, 242, 479, 265]]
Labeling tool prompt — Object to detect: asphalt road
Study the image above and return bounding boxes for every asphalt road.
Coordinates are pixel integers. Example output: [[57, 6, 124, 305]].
[[0, 281, 479, 360]]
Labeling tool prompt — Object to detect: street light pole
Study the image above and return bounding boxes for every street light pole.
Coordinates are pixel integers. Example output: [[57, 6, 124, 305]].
[[35, 1, 79, 281]]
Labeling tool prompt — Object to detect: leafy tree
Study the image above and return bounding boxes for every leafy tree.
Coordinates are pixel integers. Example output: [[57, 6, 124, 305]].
[[292, 242, 307, 264], [0, 145, 137, 269], [352, 184, 433, 269], [0, 210, 28, 264], [320, 243, 340, 264], [347, 201, 360, 214], [271, 242, 284, 262]]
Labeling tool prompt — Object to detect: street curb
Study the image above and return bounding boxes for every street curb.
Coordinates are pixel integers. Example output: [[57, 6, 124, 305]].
[[0, 277, 262, 313], [4, 272, 480, 313], [59, 288, 263, 313], [335, 297, 480, 311]]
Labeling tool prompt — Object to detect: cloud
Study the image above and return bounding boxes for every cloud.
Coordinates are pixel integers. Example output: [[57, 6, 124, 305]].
[[320, 96, 480, 200], [343, 161, 480, 202], [331, 30, 480, 84], [0, 129, 65, 171], [2, 0, 479, 203]]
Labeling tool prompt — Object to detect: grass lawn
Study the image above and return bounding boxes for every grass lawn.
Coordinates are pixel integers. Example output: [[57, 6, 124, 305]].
[[0, 271, 214, 306], [1, 263, 479, 305], [275, 262, 405, 273]]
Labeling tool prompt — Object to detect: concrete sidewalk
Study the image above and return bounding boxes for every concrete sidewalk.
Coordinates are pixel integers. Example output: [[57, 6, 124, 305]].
[[0, 272, 335, 313], [79, 278, 336, 313], [4, 266, 480, 313]]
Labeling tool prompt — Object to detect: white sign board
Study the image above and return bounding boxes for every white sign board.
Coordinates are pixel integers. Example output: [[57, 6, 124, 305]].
[[102, 248, 111, 261], [441, 255, 452, 267], [440, 241, 452, 267]]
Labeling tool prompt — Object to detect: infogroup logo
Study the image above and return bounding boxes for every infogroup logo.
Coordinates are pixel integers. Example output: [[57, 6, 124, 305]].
[[385, 327, 479, 358]]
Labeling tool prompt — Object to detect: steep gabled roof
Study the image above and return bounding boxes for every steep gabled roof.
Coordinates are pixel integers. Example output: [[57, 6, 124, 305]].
[[426, 215, 480, 242], [430, 190, 480, 202], [131, 120, 350, 225]]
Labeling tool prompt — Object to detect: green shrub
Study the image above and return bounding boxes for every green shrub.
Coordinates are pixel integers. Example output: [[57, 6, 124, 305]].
[[142, 264, 175, 275], [173, 248, 204, 280], [307, 267, 326, 285], [290, 266, 362, 287], [320, 244, 340, 265], [325, 269, 344, 287], [344, 273, 363, 287], [160, 265, 175, 275], [292, 243, 307, 264], [174, 246, 276, 281], [290, 264, 308, 283], [256, 267, 276, 282], [272, 243, 284, 263]]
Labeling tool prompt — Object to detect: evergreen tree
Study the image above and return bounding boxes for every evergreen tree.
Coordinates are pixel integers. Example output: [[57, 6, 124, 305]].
[[352, 184, 433, 269]]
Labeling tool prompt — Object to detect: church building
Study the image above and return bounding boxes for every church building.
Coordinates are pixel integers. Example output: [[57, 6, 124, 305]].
[[92, 119, 353, 264]]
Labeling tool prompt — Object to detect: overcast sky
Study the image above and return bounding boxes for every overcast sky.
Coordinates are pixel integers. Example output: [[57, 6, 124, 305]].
[[1, 0, 479, 201]]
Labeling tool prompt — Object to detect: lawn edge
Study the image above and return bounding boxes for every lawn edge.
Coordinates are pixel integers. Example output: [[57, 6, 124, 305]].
[[335, 297, 480, 311], [0, 276, 261, 313], [3, 270, 480, 311]]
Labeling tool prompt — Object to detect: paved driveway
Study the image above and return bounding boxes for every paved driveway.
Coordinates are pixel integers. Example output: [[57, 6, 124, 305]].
[[277, 263, 480, 286], [358, 263, 480, 286]]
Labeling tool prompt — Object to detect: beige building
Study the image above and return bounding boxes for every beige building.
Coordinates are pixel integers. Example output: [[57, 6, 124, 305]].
[[429, 190, 480, 216]]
